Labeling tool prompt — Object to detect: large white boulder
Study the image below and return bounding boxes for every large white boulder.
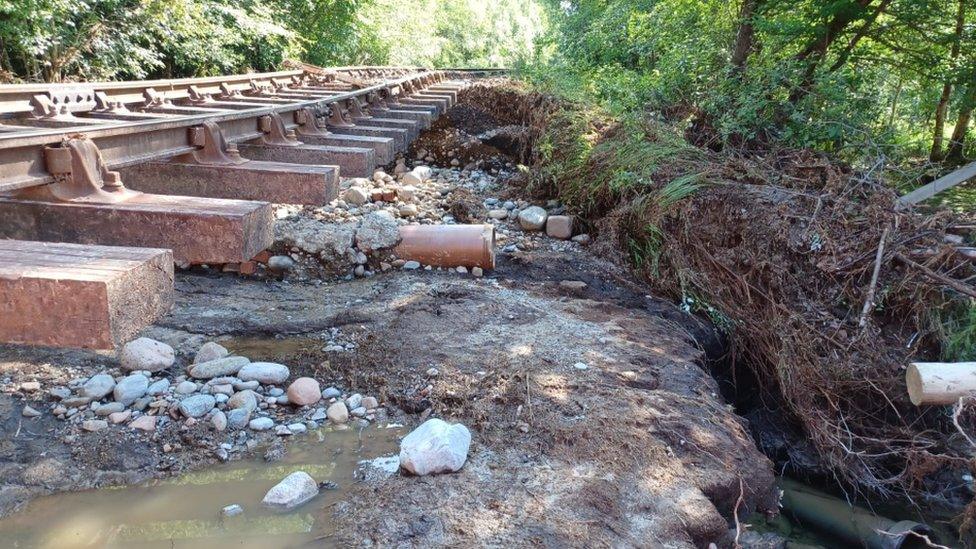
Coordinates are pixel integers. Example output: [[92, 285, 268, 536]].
[[399, 418, 471, 476], [120, 338, 175, 372], [262, 471, 319, 510]]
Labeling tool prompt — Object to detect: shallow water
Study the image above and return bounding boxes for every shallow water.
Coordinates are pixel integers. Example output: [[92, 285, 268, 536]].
[[0, 425, 402, 549]]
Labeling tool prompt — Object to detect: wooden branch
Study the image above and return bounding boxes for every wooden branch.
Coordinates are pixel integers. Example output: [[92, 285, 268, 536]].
[[894, 252, 976, 299], [859, 227, 889, 328]]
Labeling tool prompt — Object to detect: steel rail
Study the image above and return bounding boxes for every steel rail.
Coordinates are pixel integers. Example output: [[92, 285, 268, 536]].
[[0, 66, 416, 118], [0, 70, 439, 192]]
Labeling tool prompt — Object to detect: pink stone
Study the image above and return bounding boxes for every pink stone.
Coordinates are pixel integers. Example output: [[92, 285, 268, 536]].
[[287, 377, 321, 406], [130, 415, 157, 432], [108, 410, 132, 424]]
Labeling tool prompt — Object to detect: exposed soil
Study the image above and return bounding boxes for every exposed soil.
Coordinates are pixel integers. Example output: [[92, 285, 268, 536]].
[[0, 82, 786, 547]]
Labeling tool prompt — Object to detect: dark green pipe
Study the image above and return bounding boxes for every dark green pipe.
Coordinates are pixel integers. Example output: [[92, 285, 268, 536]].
[[779, 479, 932, 549]]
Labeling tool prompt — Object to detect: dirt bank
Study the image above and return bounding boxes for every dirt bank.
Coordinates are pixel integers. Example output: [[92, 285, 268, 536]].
[[0, 81, 785, 547]]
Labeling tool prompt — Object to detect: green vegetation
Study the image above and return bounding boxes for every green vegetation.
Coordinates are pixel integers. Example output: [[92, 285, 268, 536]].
[[0, 0, 547, 82]]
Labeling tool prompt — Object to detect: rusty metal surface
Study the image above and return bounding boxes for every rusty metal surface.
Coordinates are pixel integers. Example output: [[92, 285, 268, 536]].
[[0, 239, 174, 350], [0, 68, 451, 192]]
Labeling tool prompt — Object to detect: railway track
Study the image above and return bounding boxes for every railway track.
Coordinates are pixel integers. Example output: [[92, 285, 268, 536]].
[[0, 65, 484, 349]]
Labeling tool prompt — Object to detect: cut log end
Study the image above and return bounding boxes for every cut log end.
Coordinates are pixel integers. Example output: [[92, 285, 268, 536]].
[[905, 362, 976, 406]]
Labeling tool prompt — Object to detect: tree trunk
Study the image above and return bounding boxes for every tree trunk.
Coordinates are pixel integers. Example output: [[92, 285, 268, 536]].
[[730, 0, 762, 73], [931, 0, 966, 161], [946, 99, 973, 165], [827, 0, 893, 73], [932, 84, 953, 161], [787, 0, 875, 106]]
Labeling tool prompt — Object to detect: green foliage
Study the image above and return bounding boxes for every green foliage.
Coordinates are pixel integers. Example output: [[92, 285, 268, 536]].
[[0, 0, 547, 82], [532, 0, 976, 166], [934, 300, 976, 362]]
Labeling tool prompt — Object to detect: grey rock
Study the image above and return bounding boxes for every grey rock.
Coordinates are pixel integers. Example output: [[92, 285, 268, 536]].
[[249, 417, 275, 431], [194, 342, 229, 364], [146, 379, 170, 396], [355, 211, 400, 252], [267, 255, 296, 272], [238, 363, 290, 385], [189, 356, 249, 379], [222, 504, 244, 517], [275, 217, 358, 269], [322, 387, 341, 399], [179, 394, 216, 418], [399, 418, 471, 475], [227, 408, 251, 430], [176, 381, 198, 395], [234, 380, 260, 391], [131, 397, 152, 412], [82, 419, 108, 432], [22, 405, 41, 418], [113, 375, 149, 406], [120, 338, 175, 372], [403, 260, 421, 270], [48, 387, 71, 400], [268, 387, 284, 397], [262, 471, 319, 510], [517, 206, 548, 231], [345, 393, 363, 410], [80, 374, 116, 400], [94, 402, 125, 416], [228, 390, 258, 412]]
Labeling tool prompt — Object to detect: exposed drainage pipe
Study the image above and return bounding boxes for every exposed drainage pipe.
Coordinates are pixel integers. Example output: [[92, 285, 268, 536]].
[[779, 479, 933, 549], [395, 224, 495, 269]]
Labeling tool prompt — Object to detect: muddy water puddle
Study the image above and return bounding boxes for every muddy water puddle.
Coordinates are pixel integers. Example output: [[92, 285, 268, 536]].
[[0, 425, 402, 548]]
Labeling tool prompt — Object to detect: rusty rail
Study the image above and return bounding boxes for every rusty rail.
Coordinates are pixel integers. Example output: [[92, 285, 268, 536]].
[[0, 66, 461, 192]]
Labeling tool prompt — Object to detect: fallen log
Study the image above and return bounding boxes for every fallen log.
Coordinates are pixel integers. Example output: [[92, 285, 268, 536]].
[[906, 362, 976, 406]]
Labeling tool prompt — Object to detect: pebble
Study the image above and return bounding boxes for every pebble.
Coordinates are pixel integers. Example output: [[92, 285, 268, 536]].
[[327, 402, 349, 423], [487, 209, 508, 220], [287, 378, 321, 406], [268, 388, 284, 397], [311, 408, 328, 421], [108, 410, 131, 424], [345, 393, 363, 410], [287, 423, 307, 434], [176, 381, 198, 394], [189, 356, 249, 379], [559, 280, 588, 292], [48, 387, 71, 400], [472, 267, 484, 277], [222, 504, 244, 517], [130, 415, 157, 432], [194, 342, 229, 364], [114, 374, 149, 405], [227, 408, 251, 430], [238, 362, 290, 385], [211, 410, 228, 431], [228, 390, 258, 412], [19, 381, 41, 392], [179, 394, 217, 418], [80, 374, 116, 399], [82, 419, 108, 432], [95, 402, 125, 416], [362, 396, 379, 409], [22, 405, 41, 418], [120, 338, 175, 372], [403, 261, 421, 270], [545, 215, 574, 239], [234, 380, 260, 391], [249, 417, 275, 431], [63, 396, 91, 408], [266, 254, 297, 272], [146, 379, 171, 396], [322, 387, 341, 399]]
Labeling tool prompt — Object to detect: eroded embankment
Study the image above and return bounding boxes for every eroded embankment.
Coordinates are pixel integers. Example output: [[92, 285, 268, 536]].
[[453, 79, 976, 539], [0, 81, 782, 547]]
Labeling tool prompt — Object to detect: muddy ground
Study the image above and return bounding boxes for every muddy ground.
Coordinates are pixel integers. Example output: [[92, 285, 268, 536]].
[[0, 89, 781, 548]]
